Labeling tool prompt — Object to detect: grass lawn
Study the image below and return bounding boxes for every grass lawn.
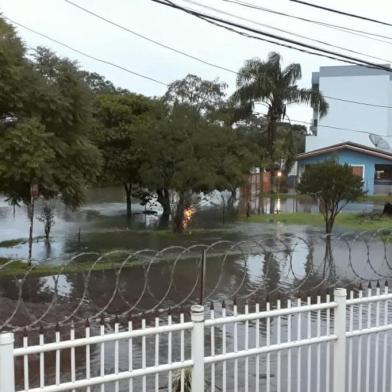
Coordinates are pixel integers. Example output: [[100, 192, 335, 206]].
[[0, 236, 45, 248], [0, 255, 147, 278], [242, 212, 392, 231], [262, 193, 392, 203]]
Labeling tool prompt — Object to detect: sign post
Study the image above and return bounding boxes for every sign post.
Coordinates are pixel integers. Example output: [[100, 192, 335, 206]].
[[28, 183, 39, 266]]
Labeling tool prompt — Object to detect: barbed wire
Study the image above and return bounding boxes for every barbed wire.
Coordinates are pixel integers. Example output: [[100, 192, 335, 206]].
[[1, 229, 392, 332]]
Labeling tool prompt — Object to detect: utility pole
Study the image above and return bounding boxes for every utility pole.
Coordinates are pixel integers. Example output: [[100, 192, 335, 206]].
[[28, 183, 39, 266]]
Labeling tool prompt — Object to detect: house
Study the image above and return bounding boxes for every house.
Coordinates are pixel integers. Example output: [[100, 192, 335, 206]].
[[297, 141, 392, 195], [307, 64, 392, 153], [294, 64, 392, 195]]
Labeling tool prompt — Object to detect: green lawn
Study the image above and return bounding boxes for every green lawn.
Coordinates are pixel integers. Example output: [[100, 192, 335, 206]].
[[242, 212, 392, 231], [0, 236, 45, 248], [261, 193, 392, 203], [0, 256, 144, 278]]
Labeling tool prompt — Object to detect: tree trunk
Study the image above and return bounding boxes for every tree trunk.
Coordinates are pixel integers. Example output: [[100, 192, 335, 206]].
[[173, 192, 186, 232], [158, 213, 170, 229], [325, 217, 335, 234], [124, 183, 132, 217], [157, 188, 171, 217], [45, 226, 50, 241], [266, 109, 278, 215], [269, 171, 275, 214], [173, 191, 192, 232], [258, 170, 265, 214], [27, 200, 35, 266], [227, 188, 237, 213]]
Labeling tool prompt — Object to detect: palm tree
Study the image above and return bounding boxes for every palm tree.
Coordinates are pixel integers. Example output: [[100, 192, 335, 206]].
[[233, 52, 328, 212]]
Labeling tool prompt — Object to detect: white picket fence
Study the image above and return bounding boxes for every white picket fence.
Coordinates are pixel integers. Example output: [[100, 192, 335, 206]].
[[1, 287, 392, 392]]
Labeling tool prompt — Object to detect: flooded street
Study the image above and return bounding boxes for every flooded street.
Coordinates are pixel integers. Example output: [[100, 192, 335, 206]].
[[1, 188, 392, 391], [0, 186, 386, 263]]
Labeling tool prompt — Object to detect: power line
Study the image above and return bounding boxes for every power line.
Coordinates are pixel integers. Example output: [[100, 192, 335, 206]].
[[290, 0, 392, 27], [290, 118, 389, 137], [4, 15, 392, 137], [221, 0, 392, 45], [64, 0, 389, 99], [151, 0, 392, 73], [4, 16, 168, 87], [181, 0, 392, 65], [63, 0, 237, 75], [63, 0, 392, 109], [325, 96, 392, 109], [253, 112, 390, 137], [65, 0, 392, 76]]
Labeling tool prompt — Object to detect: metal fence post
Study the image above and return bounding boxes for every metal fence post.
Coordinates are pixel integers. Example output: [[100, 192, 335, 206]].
[[191, 304, 205, 392], [333, 288, 347, 392], [0, 332, 15, 392]]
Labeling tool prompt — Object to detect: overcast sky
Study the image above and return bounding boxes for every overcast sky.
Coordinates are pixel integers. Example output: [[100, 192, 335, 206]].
[[1, 0, 392, 123]]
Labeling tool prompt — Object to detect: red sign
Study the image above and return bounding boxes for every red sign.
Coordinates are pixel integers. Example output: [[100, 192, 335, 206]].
[[31, 184, 39, 198]]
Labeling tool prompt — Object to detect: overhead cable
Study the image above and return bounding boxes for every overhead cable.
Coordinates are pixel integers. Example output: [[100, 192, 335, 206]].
[[221, 0, 392, 45], [4, 16, 392, 136], [290, 0, 392, 27], [65, 0, 392, 110], [181, 0, 392, 64], [63, 0, 237, 75], [4, 16, 168, 87], [150, 0, 392, 73], [290, 119, 389, 137], [65, 0, 392, 66]]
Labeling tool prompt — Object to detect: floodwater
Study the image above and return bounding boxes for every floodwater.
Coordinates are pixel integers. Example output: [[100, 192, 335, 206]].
[[1, 187, 392, 391], [0, 186, 386, 262]]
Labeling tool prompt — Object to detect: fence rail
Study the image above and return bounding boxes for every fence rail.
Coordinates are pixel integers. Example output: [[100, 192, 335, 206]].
[[2, 287, 392, 391]]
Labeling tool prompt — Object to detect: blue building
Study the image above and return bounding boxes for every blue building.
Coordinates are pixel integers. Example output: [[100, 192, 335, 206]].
[[297, 142, 392, 195]]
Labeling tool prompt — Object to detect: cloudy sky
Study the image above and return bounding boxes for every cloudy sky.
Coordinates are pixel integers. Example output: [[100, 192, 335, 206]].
[[1, 0, 391, 123]]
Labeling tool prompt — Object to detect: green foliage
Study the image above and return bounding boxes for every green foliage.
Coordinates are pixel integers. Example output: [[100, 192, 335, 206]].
[[237, 119, 306, 174], [232, 52, 328, 191], [164, 74, 227, 116], [0, 18, 36, 120], [81, 71, 116, 95], [0, 119, 56, 204], [139, 105, 253, 194], [297, 161, 366, 232], [234, 52, 328, 120], [0, 18, 102, 208], [93, 92, 162, 183], [172, 368, 192, 392]]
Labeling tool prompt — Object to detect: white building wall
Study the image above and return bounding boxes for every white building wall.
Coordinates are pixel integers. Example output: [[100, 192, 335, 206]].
[[306, 66, 392, 152]]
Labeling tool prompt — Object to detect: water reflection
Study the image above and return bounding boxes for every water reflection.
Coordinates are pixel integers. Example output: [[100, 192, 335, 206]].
[[2, 232, 392, 331], [6, 233, 392, 392], [0, 186, 387, 262]]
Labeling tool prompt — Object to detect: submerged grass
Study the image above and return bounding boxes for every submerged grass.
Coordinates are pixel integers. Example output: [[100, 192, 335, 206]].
[[0, 236, 46, 248], [0, 247, 240, 278], [0, 256, 147, 278], [242, 212, 392, 231], [261, 192, 392, 203], [0, 238, 27, 248]]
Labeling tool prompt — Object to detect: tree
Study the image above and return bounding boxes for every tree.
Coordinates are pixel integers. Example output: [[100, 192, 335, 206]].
[[37, 203, 55, 241], [145, 74, 233, 225], [0, 27, 102, 208], [233, 52, 328, 210], [139, 105, 254, 231], [297, 161, 365, 233], [0, 18, 101, 261], [164, 74, 227, 116], [81, 71, 116, 95], [93, 90, 162, 216]]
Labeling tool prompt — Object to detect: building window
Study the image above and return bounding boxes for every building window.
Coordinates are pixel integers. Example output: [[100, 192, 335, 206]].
[[375, 164, 392, 182], [350, 165, 364, 178]]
